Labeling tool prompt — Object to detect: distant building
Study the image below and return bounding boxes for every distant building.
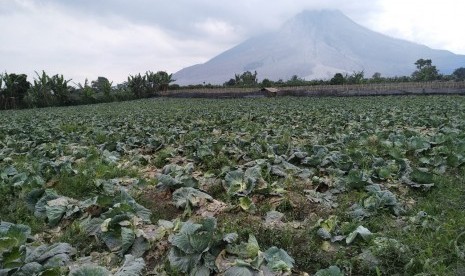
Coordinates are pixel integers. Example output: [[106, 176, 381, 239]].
[[261, 87, 279, 97]]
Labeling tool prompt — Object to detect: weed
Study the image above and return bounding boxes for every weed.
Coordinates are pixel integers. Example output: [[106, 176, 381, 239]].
[[57, 221, 104, 256], [0, 189, 44, 233]]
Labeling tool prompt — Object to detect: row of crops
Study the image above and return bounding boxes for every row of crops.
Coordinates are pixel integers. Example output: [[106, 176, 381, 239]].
[[1, 96, 465, 275]]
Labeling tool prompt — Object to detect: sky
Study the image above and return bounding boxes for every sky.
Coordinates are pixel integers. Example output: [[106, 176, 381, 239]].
[[1, 0, 464, 85]]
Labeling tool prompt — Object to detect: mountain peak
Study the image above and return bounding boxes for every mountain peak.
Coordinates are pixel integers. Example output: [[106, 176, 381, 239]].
[[297, 9, 345, 18], [284, 9, 355, 32]]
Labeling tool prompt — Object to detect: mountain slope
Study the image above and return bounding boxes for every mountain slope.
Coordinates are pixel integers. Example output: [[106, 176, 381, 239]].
[[174, 10, 465, 85]]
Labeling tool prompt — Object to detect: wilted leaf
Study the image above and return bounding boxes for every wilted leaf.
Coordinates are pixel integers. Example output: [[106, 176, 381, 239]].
[[265, 211, 284, 225], [129, 237, 150, 258], [346, 169, 369, 190], [224, 266, 254, 276], [69, 265, 111, 276], [172, 187, 212, 209], [314, 265, 344, 276], [223, 233, 239, 244], [115, 254, 145, 276], [26, 243, 76, 265], [239, 197, 256, 213], [224, 170, 250, 196], [14, 262, 43, 276], [346, 226, 372, 244], [263, 246, 294, 272], [121, 227, 136, 255], [168, 247, 202, 273], [227, 234, 260, 259], [45, 205, 67, 227]]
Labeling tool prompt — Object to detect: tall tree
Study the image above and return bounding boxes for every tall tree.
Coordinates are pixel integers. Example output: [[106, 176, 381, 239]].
[[452, 67, 465, 81], [77, 79, 96, 103], [25, 71, 53, 107], [92, 77, 113, 98], [234, 71, 258, 86], [330, 73, 345, 85], [347, 71, 365, 84], [1, 73, 31, 105], [49, 74, 71, 105], [261, 78, 273, 87], [286, 75, 306, 86], [146, 71, 174, 92], [157, 71, 174, 92], [128, 74, 147, 98], [224, 78, 236, 87], [412, 58, 439, 81], [371, 72, 383, 83]]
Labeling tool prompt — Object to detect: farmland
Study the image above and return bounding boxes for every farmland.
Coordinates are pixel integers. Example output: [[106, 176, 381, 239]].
[[1, 96, 465, 275]]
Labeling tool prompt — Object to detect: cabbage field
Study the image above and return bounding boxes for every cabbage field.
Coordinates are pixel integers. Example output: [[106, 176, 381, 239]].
[[1, 96, 465, 275]]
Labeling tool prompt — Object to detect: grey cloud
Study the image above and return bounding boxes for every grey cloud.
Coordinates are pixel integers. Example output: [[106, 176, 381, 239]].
[[41, 0, 383, 38], [3, 0, 461, 85]]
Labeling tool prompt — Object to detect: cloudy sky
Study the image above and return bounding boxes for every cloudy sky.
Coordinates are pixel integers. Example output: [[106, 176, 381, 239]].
[[1, 0, 464, 84]]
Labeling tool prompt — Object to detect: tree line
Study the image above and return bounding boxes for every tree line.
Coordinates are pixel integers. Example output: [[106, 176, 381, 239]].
[[0, 71, 174, 109], [1, 59, 465, 109], [218, 59, 465, 88]]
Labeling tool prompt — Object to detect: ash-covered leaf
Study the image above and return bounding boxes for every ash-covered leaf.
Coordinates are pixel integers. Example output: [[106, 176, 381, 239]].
[[224, 170, 249, 196], [33, 189, 60, 219], [346, 169, 370, 190], [346, 226, 372, 244], [119, 190, 152, 222], [69, 265, 111, 276], [114, 254, 145, 276], [224, 266, 254, 276], [263, 246, 294, 272], [265, 211, 284, 225], [121, 227, 135, 256], [315, 265, 344, 276], [223, 233, 239, 244], [227, 234, 260, 259], [172, 187, 212, 209]]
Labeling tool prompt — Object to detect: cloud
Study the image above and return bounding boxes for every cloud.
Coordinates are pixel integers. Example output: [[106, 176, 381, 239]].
[[370, 0, 465, 55], [194, 18, 239, 42], [0, 0, 463, 84], [0, 0, 234, 84]]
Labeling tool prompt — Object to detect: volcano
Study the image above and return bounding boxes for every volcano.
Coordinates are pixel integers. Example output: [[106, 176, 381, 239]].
[[174, 10, 465, 85]]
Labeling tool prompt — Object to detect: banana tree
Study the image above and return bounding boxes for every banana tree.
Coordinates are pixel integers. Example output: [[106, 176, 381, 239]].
[[127, 73, 147, 98], [155, 71, 174, 92], [76, 79, 96, 103], [145, 71, 174, 93], [25, 71, 53, 107], [50, 74, 72, 105]]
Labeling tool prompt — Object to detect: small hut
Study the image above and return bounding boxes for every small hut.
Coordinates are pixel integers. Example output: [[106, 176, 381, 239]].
[[261, 87, 279, 97]]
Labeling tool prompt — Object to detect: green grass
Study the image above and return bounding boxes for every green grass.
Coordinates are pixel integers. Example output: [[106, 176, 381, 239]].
[[57, 221, 105, 257], [0, 189, 45, 234], [395, 169, 465, 274], [54, 160, 138, 199]]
